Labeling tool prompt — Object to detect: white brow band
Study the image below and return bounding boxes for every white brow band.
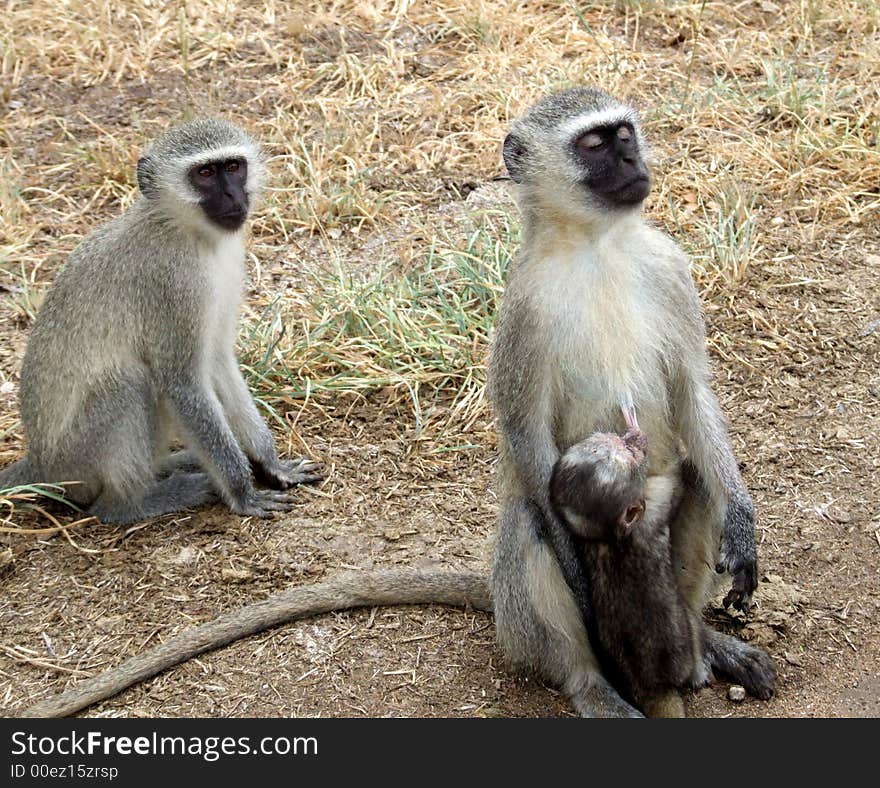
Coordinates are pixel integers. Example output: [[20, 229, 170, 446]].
[[178, 145, 257, 169], [559, 107, 637, 140]]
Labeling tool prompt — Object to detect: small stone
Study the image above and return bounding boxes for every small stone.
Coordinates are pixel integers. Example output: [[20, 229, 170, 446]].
[[860, 319, 880, 338], [728, 685, 746, 702], [95, 614, 125, 632], [827, 506, 853, 524], [173, 546, 199, 565]]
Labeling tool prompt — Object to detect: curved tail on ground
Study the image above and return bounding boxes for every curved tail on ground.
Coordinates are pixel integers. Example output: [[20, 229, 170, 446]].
[[21, 568, 492, 718]]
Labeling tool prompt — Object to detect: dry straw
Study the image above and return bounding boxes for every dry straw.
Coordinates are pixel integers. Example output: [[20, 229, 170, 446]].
[[1, 0, 878, 523]]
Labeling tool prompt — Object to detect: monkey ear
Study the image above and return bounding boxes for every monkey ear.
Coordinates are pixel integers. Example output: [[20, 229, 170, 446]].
[[619, 499, 645, 533], [502, 133, 527, 184], [136, 156, 157, 197]]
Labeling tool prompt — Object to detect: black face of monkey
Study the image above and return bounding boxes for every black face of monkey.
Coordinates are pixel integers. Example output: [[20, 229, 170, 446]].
[[189, 158, 250, 231], [573, 123, 651, 208]]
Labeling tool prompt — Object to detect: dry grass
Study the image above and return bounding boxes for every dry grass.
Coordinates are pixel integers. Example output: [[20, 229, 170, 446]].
[[2, 0, 878, 509], [0, 1, 879, 717]]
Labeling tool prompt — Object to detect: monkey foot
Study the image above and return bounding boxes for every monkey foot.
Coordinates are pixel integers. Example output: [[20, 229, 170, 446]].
[[253, 457, 324, 490]]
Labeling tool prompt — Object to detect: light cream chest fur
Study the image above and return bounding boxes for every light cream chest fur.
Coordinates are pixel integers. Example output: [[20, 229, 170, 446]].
[[201, 233, 246, 357], [535, 240, 670, 423]]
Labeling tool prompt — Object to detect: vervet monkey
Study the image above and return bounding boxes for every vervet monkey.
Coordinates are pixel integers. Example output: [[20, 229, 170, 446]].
[[489, 88, 775, 717], [0, 119, 320, 523], [17, 93, 776, 720], [549, 429, 708, 718]]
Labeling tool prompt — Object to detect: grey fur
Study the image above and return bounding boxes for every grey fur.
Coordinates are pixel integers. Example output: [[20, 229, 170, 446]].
[[0, 119, 320, 523], [489, 88, 772, 717]]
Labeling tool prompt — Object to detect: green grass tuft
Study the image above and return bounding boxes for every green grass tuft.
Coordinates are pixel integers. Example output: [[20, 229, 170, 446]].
[[239, 210, 518, 433]]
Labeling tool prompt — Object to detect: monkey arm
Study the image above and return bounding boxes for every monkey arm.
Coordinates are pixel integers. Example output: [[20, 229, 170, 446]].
[[213, 355, 281, 462], [212, 355, 322, 490], [493, 392, 558, 516], [502, 421, 592, 614], [671, 357, 757, 610], [162, 378, 296, 517], [490, 298, 560, 506], [163, 377, 254, 505], [490, 311, 593, 622]]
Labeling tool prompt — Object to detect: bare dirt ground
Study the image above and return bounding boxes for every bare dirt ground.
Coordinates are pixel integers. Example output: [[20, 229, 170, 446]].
[[1, 1, 879, 718]]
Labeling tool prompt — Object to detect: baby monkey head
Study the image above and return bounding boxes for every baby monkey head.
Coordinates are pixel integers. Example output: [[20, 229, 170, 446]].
[[503, 87, 651, 222], [550, 429, 649, 541]]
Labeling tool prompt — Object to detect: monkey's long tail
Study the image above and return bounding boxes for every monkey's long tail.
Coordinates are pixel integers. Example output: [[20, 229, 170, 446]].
[[20, 568, 492, 718]]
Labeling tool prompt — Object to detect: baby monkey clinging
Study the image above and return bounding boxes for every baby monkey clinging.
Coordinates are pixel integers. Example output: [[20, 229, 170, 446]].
[[550, 428, 710, 717]]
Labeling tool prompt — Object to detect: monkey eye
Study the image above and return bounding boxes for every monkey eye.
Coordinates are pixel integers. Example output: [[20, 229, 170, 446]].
[[577, 132, 605, 150], [225, 160, 240, 173], [617, 126, 633, 142], [197, 164, 216, 178]]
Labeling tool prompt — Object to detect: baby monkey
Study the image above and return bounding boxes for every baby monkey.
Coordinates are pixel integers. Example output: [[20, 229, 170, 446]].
[[549, 418, 710, 718]]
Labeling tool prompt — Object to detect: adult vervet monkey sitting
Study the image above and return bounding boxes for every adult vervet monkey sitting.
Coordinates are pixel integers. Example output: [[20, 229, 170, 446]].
[[0, 119, 320, 524], [489, 88, 775, 717]]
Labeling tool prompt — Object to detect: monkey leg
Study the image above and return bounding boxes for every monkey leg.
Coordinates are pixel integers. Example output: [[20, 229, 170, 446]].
[[669, 487, 777, 701], [640, 691, 686, 718], [491, 499, 642, 718], [704, 630, 776, 700], [212, 356, 321, 489], [156, 450, 203, 478], [89, 473, 218, 525], [47, 373, 214, 524], [30, 373, 159, 509], [668, 484, 721, 611]]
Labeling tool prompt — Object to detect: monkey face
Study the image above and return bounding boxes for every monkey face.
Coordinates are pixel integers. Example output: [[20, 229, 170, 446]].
[[189, 158, 251, 231], [573, 123, 651, 208], [136, 119, 265, 235], [502, 88, 651, 223]]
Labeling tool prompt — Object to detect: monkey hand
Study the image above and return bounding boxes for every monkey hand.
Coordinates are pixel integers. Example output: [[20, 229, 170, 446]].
[[716, 495, 758, 612], [252, 457, 323, 490], [230, 488, 298, 519]]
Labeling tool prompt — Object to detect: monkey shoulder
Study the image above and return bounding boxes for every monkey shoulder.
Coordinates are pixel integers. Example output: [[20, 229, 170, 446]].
[[629, 224, 706, 343], [47, 217, 128, 286], [635, 221, 689, 265]]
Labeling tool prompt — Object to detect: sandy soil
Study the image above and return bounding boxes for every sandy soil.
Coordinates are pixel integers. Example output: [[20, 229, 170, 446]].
[[1, 2, 878, 719], [2, 212, 878, 718]]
